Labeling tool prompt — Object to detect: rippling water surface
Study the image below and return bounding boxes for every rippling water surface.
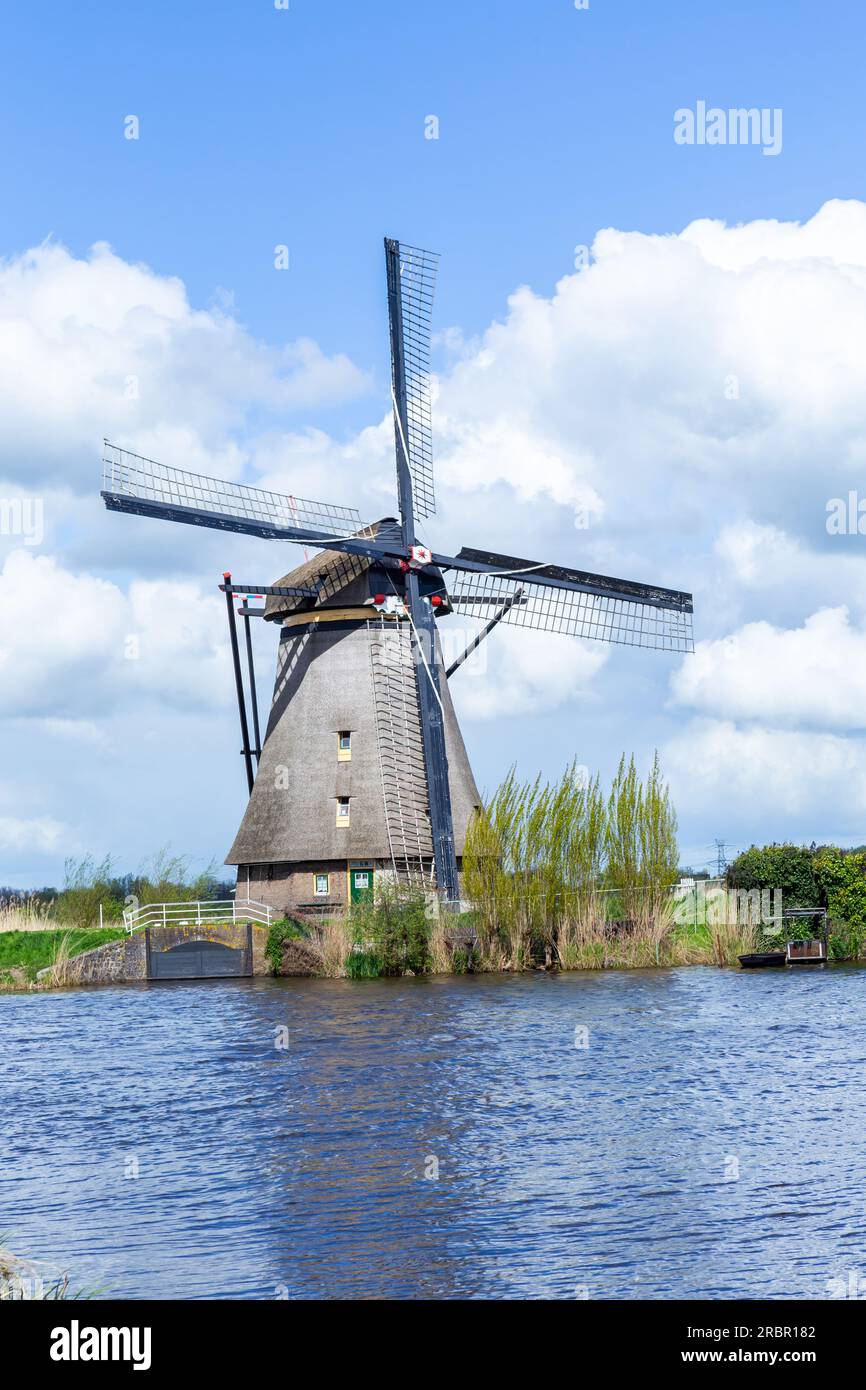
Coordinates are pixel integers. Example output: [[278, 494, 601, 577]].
[[3, 966, 866, 1299]]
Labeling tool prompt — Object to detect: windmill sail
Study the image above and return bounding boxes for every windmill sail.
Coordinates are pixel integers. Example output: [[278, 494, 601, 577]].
[[385, 240, 439, 521], [102, 442, 363, 543], [385, 238, 457, 898], [445, 547, 694, 653]]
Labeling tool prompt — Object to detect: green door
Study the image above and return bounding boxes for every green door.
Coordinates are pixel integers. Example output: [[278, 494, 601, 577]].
[[349, 862, 374, 905]]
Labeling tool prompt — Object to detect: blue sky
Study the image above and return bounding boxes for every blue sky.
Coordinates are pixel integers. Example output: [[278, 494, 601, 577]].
[[5, 0, 862, 359], [3, 0, 866, 886]]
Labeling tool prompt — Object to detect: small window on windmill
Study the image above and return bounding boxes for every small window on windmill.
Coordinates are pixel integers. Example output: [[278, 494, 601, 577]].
[[336, 796, 350, 826], [337, 731, 352, 762], [314, 872, 330, 897]]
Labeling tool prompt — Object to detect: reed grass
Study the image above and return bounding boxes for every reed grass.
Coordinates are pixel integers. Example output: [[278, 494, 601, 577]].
[[429, 913, 451, 974], [0, 897, 55, 933], [44, 931, 73, 988], [319, 918, 351, 977], [708, 917, 759, 966]]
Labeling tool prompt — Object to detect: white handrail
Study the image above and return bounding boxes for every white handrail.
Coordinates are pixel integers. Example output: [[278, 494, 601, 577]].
[[123, 898, 275, 934]]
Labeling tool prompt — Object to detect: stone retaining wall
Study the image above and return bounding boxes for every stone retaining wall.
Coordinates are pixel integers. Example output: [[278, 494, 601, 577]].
[[38, 923, 270, 986], [46, 934, 148, 985]]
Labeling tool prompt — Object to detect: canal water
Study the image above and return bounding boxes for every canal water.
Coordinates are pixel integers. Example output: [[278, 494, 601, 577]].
[[2, 966, 865, 1299]]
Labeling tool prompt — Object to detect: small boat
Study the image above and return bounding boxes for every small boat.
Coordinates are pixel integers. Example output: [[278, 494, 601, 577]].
[[739, 910, 830, 971], [738, 951, 787, 969]]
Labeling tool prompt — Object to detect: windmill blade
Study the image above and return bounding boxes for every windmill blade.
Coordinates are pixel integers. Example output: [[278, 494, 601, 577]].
[[443, 546, 693, 653], [448, 572, 693, 651], [101, 442, 378, 554], [385, 239, 439, 521]]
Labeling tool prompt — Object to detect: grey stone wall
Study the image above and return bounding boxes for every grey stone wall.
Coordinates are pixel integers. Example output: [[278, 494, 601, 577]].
[[37, 923, 270, 986], [40, 934, 148, 985]]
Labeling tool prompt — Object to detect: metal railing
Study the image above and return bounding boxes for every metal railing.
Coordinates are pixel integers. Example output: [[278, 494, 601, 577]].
[[123, 898, 276, 934]]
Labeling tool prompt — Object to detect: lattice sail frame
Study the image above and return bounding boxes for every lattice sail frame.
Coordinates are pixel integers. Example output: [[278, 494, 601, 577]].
[[394, 242, 439, 520], [448, 571, 694, 653], [102, 442, 362, 537]]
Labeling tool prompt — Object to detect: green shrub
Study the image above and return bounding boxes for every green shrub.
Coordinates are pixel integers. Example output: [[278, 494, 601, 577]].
[[814, 850, 866, 956], [53, 848, 222, 929], [265, 916, 308, 973], [130, 849, 218, 907], [345, 949, 384, 979], [451, 947, 470, 975], [726, 844, 820, 908], [54, 856, 121, 929], [813, 849, 866, 926], [828, 918, 863, 961], [725, 844, 866, 958], [348, 889, 431, 977]]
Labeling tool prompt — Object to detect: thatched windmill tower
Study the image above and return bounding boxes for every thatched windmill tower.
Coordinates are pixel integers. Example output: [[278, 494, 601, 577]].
[[102, 239, 694, 912], [225, 521, 481, 910]]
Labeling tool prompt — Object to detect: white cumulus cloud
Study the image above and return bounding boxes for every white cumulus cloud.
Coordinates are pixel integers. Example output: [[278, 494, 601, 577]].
[[664, 718, 866, 828], [0, 239, 370, 492], [449, 625, 609, 720], [671, 607, 866, 731], [0, 549, 231, 718]]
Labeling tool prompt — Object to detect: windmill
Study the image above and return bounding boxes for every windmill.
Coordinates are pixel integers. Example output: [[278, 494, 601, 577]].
[[101, 238, 694, 910]]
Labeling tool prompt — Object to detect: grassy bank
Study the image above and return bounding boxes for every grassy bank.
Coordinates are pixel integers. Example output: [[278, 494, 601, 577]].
[[0, 928, 126, 990]]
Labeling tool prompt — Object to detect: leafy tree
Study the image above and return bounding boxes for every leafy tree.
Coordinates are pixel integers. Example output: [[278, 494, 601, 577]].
[[640, 751, 679, 917], [726, 844, 820, 908], [55, 855, 120, 929], [813, 849, 866, 957], [465, 751, 680, 963]]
